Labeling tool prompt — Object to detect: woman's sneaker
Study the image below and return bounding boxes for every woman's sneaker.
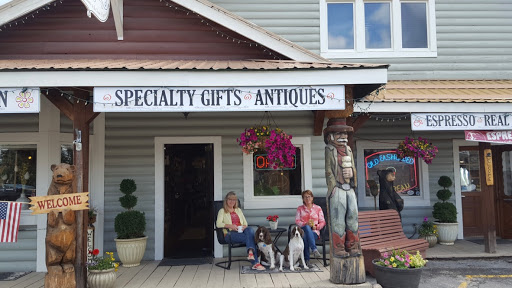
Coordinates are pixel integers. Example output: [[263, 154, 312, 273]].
[[312, 249, 322, 258]]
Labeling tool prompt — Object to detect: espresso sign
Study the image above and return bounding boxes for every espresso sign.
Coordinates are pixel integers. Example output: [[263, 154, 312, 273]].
[[93, 86, 345, 112], [411, 113, 512, 131], [0, 88, 40, 113], [465, 130, 512, 144], [81, 0, 110, 22], [29, 192, 89, 215]]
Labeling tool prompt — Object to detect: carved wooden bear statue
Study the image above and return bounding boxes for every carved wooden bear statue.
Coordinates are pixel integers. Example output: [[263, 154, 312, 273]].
[[45, 163, 76, 274]]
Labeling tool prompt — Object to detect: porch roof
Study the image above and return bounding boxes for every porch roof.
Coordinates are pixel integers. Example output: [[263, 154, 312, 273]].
[[0, 59, 387, 71]]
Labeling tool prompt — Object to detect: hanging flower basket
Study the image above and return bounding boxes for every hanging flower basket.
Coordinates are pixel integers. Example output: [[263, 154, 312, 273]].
[[237, 126, 296, 169], [396, 137, 438, 164]]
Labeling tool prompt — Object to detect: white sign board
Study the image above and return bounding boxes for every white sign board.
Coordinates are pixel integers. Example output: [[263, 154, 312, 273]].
[[411, 113, 512, 131], [0, 88, 40, 113], [81, 0, 110, 22], [93, 86, 345, 112]]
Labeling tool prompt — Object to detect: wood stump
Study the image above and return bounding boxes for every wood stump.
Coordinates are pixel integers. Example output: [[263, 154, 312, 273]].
[[45, 266, 76, 288], [330, 254, 366, 284]]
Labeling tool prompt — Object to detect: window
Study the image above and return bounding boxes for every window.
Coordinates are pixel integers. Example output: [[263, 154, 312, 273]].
[[356, 140, 430, 207], [459, 147, 481, 192], [0, 145, 37, 206], [243, 137, 312, 209], [321, 0, 437, 58]]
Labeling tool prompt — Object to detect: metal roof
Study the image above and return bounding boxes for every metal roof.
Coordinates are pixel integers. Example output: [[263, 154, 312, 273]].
[[360, 80, 512, 103], [0, 59, 387, 71]]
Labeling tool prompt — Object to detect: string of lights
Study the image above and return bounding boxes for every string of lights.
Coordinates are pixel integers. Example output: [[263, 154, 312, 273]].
[[0, 1, 63, 32], [158, 0, 284, 60]]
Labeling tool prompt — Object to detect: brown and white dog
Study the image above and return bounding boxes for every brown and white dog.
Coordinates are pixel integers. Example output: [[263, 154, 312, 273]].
[[279, 225, 309, 271], [255, 226, 281, 269]]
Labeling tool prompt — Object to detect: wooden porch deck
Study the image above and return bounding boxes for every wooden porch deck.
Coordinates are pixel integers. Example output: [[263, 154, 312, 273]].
[[0, 258, 339, 288]]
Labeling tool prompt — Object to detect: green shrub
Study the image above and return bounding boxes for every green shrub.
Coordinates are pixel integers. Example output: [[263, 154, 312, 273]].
[[114, 179, 146, 239], [432, 176, 457, 223], [114, 210, 146, 239]]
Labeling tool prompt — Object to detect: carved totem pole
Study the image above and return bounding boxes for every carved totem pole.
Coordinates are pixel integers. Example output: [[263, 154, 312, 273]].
[[324, 118, 366, 284]]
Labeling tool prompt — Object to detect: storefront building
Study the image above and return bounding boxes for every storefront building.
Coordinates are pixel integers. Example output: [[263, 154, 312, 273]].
[[0, 0, 387, 272]]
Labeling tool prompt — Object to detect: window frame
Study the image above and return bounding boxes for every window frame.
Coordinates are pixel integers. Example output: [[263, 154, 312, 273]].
[[320, 0, 437, 58], [243, 137, 312, 209], [356, 140, 430, 207]]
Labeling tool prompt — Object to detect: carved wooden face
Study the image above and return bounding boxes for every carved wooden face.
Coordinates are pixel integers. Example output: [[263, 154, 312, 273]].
[[51, 163, 75, 185], [329, 132, 348, 147]]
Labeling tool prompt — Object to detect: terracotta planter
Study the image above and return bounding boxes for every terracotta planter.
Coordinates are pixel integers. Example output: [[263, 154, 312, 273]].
[[434, 222, 458, 245], [114, 236, 148, 267], [372, 260, 423, 288], [87, 268, 116, 288], [269, 221, 278, 230], [419, 234, 438, 248]]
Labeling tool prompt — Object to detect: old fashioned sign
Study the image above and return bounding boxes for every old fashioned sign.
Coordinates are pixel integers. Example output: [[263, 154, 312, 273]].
[[411, 113, 512, 131], [93, 86, 345, 112], [465, 130, 512, 144], [0, 88, 40, 113], [28, 192, 89, 215], [484, 149, 494, 186], [80, 0, 110, 22]]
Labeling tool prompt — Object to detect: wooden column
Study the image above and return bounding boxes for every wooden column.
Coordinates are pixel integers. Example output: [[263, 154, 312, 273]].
[[478, 142, 497, 253], [45, 88, 99, 288]]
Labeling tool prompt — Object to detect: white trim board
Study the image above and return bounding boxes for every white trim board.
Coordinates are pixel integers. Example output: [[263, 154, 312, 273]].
[[154, 136, 223, 260], [0, 0, 54, 25], [452, 139, 478, 240], [0, 68, 388, 87], [355, 102, 512, 113]]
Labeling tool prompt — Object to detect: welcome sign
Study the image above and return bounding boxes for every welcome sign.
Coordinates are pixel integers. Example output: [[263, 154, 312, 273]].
[[411, 113, 512, 131], [29, 192, 89, 215], [93, 86, 345, 112], [0, 88, 40, 113]]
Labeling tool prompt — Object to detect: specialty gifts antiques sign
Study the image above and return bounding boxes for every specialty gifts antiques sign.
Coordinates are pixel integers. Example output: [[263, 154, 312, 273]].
[[411, 113, 512, 131], [93, 86, 345, 112], [80, 0, 110, 22], [0, 88, 40, 113]]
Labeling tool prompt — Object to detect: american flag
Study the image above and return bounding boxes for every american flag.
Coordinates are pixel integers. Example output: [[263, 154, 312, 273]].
[[0, 202, 22, 242]]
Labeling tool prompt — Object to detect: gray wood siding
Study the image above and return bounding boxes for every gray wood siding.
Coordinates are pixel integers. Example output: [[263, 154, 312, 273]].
[[211, 0, 512, 80], [210, 0, 320, 53], [103, 111, 328, 258], [0, 114, 39, 132], [0, 226, 37, 272]]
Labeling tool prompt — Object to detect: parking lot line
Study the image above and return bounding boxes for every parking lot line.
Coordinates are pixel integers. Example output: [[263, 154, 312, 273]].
[[458, 274, 512, 287]]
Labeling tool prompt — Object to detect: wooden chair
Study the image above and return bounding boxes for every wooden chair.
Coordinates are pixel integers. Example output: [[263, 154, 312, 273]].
[[213, 200, 257, 270], [288, 197, 330, 266], [359, 209, 429, 276]]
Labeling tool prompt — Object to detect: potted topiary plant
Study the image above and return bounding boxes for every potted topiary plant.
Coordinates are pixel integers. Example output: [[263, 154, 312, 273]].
[[432, 176, 458, 245], [114, 179, 147, 267]]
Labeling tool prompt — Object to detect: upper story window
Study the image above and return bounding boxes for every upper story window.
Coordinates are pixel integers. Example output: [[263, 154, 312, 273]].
[[321, 0, 437, 58]]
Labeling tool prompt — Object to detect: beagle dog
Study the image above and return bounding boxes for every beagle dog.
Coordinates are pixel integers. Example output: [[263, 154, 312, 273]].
[[255, 226, 281, 269], [280, 225, 309, 271]]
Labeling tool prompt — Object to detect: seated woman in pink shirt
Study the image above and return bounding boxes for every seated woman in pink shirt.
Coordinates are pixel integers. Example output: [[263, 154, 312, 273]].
[[295, 190, 325, 265]]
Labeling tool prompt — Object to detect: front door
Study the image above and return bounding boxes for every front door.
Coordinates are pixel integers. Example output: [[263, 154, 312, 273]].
[[495, 145, 512, 239], [460, 147, 484, 237], [164, 143, 214, 258]]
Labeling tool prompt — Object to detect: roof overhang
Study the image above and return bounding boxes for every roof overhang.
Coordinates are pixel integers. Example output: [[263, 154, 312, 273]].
[[355, 80, 512, 113], [0, 60, 388, 92]]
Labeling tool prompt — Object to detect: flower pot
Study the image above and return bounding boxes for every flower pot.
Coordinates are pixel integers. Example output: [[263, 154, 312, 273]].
[[87, 268, 116, 288], [372, 260, 423, 288], [114, 236, 148, 267], [269, 220, 278, 230], [419, 234, 438, 248], [434, 222, 458, 245]]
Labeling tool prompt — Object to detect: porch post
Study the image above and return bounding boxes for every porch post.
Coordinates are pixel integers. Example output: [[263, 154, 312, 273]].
[[479, 142, 497, 253]]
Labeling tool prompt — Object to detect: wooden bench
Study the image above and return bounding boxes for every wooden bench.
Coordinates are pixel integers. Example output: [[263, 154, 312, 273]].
[[359, 209, 428, 276]]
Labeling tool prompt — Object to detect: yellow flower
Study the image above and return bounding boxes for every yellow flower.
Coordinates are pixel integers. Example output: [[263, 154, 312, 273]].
[[392, 263, 397, 268], [390, 257, 395, 262]]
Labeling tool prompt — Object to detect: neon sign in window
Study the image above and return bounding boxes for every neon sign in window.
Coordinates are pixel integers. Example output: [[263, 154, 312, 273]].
[[254, 154, 296, 171], [364, 150, 419, 197]]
